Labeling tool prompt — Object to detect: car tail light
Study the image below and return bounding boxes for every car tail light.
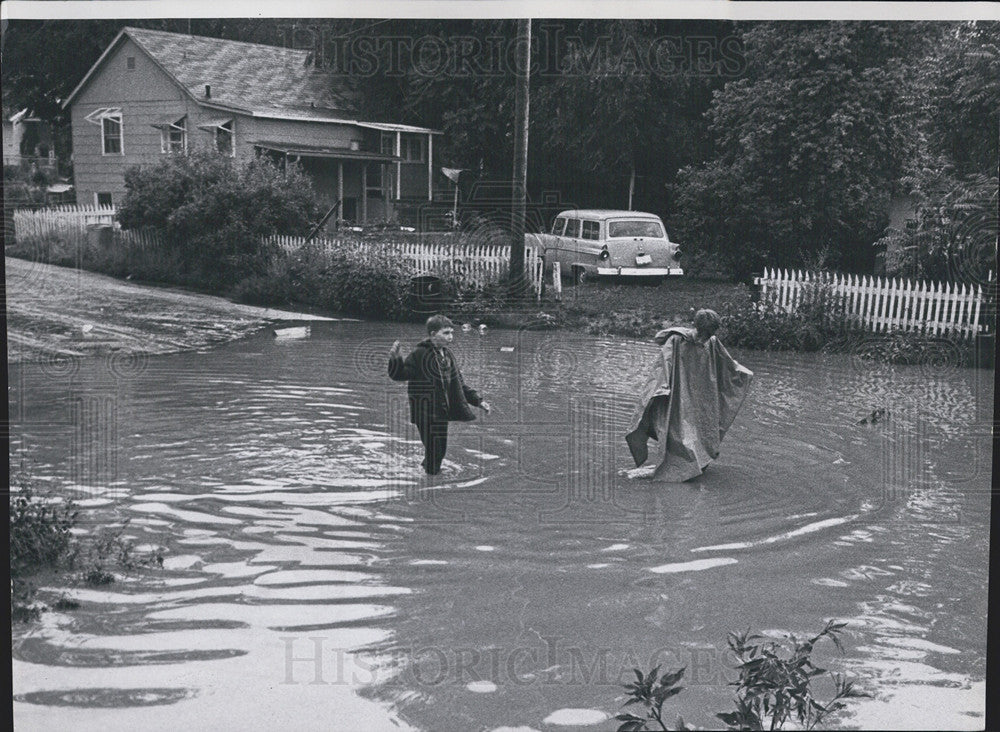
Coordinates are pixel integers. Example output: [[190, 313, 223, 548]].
[[599, 247, 610, 260], [673, 249, 682, 260]]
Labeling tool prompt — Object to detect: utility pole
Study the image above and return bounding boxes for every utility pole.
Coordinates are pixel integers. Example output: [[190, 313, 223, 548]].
[[628, 162, 635, 210], [509, 18, 531, 295]]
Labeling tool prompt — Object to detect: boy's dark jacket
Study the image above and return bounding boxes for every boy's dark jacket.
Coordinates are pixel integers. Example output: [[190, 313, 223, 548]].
[[388, 339, 482, 423]]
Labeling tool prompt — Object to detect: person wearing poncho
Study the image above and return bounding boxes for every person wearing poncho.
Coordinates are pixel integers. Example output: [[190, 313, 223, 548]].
[[625, 309, 753, 481]]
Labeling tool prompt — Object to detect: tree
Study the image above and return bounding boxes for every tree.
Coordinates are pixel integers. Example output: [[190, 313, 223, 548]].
[[672, 22, 932, 279], [874, 21, 999, 282]]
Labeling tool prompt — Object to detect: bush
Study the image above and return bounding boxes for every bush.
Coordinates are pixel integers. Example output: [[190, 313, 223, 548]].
[[874, 172, 997, 283], [9, 473, 78, 621], [617, 620, 868, 732], [117, 152, 321, 287], [308, 249, 411, 320], [720, 281, 857, 352], [232, 243, 413, 320], [10, 466, 164, 623], [719, 280, 977, 366]]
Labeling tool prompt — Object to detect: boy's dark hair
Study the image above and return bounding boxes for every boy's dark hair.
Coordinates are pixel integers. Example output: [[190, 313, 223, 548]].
[[426, 314, 454, 334]]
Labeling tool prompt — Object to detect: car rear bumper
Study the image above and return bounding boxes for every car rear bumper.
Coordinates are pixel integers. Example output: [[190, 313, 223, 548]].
[[597, 267, 684, 276]]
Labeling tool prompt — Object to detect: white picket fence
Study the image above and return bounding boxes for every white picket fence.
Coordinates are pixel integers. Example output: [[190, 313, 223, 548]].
[[11, 205, 117, 244], [755, 267, 992, 338], [11, 207, 544, 297], [270, 234, 545, 298]]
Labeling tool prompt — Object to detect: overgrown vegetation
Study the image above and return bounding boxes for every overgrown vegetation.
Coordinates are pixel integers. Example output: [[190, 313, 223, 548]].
[[9, 474, 78, 622], [117, 152, 320, 288], [232, 242, 414, 320], [617, 620, 868, 731], [716, 283, 979, 366], [10, 469, 164, 623]]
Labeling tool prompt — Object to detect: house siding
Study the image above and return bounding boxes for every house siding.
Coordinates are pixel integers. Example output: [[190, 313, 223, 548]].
[[69, 31, 437, 222], [73, 37, 191, 204]]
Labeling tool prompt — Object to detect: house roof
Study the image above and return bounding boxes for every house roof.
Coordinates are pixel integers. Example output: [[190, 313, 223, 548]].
[[8, 108, 41, 124], [63, 27, 440, 134]]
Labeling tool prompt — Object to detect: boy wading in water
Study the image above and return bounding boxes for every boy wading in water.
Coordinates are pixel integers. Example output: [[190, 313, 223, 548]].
[[388, 315, 491, 475]]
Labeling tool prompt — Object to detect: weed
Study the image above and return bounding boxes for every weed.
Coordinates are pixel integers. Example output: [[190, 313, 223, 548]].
[[617, 620, 868, 731], [69, 519, 165, 587], [9, 474, 78, 619]]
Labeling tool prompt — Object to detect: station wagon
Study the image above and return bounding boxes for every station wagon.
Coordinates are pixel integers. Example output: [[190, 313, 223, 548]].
[[532, 209, 683, 284]]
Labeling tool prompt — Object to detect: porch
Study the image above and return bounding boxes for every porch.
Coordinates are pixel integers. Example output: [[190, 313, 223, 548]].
[[253, 141, 401, 230]]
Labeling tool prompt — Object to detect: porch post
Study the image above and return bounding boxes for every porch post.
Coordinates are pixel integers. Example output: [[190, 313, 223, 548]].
[[337, 161, 344, 227], [361, 163, 367, 223], [427, 133, 433, 201], [395, 131, 401, 200]]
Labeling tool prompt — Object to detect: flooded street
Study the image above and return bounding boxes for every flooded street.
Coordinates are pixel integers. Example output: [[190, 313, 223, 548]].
[[9, 321, 991, 731]]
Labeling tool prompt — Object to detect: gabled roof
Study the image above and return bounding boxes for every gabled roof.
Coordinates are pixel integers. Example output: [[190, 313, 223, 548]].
[[62, 27, 438, 134]]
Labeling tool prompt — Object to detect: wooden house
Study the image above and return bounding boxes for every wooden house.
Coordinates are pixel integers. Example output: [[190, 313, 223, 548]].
[[62, 27, 439, 225]]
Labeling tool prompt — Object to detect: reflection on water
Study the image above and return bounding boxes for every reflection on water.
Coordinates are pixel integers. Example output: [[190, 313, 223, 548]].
[[10, 322, 991, 731]]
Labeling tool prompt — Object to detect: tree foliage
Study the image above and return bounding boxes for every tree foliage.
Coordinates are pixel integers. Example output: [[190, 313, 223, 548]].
[[117, 152, 320, 285], [873, 21, 999, 282], [671, 22, 932, 279]]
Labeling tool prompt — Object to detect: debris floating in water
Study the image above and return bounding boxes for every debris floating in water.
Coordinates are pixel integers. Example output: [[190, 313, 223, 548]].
[[274, 325, 311, 340], [858, 407, 889, 425], [499, 346, 515, 352]]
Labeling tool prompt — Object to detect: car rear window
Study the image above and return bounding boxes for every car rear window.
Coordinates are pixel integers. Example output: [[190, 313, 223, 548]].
[[565, 218, 581, 237], [551, 217, 567, 235], [608, 220, 664, 238], [581, 220, 600, 240]]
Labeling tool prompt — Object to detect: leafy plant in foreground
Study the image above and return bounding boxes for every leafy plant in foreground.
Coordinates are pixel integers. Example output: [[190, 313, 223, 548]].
[[616, 666, 690, 732], [617, 620, 868, 731], [719, 620, 869, 731]]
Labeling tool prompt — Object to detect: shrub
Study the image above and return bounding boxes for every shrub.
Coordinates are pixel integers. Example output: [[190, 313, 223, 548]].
[[68, 519, 164, 587], [9, 474, 78, 621], [617, 620, 868, 732], [720, 281, 857, 352], [117, 152, 321, 287], [10, 466, 164, 623]]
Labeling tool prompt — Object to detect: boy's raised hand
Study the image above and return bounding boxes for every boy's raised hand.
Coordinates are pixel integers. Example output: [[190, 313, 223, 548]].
[[389, 340, 402, 358]]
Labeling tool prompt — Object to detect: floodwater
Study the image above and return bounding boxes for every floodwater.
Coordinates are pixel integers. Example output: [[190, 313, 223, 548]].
[[9, 321, 992, 731]]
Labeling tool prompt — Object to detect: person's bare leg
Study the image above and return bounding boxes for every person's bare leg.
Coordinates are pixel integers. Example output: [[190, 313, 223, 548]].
[[625, 428, 649, 467]]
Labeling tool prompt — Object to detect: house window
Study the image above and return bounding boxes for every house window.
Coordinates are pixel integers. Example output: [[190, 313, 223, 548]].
[[366, 163, 384, 200], [402, 134, 425, 162], [565, 218, 581, 238], [96, 192, 113, 206], [102, 113, 123, 154], [381, 133, 395, 156], [581, 220, 600, 240], [160, 116, 187, 154], [215, 120, 234, 156], [127, 56, 136, 70]]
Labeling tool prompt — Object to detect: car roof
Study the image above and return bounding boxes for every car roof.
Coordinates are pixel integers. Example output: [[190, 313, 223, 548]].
[[555, 209, 661, 220]]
